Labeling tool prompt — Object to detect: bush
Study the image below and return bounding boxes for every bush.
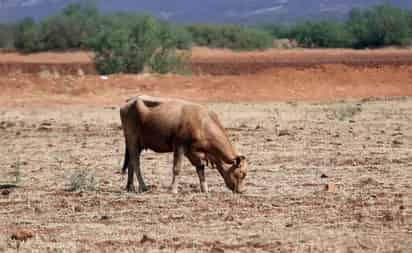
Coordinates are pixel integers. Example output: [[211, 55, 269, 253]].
[[347, 5, 411, 48], [260, 24, 291, 39], [14, 3, 99, 52], [14, 17, 44, 52], [165, 23, 192, 50], [187, 24, 272, 50], [89, 15, 188, 74], [288, 21, 353, 48], [0, 24, 16, 49], [41, 3, 99, 50], [66, 170, 96, 192], [148, 23, 190, 73], [262, 4, 412, 49]]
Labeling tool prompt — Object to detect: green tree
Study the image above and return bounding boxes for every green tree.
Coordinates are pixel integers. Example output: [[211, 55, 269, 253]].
[[289, 21, 352, 48], [89, 15, 188, 74], [347, 5, 411, 48], [41, 3, 100, 50], [187, 24, 272, 50], [260, 24, 291, 39], [14, 18, 44, 52], [0, 23, 16, 49]]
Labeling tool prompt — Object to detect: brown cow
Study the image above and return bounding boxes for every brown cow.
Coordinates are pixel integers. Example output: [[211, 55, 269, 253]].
[[120, 95, 248, 193]]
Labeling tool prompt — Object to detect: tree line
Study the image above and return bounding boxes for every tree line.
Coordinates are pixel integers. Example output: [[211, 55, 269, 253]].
[[262, 4, 412, 48], [0, 3, 411, 74]]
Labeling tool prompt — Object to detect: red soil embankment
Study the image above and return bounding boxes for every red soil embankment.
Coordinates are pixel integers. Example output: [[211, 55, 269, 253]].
[[2, 48, 412, 75], [1, 63, 412, 107]]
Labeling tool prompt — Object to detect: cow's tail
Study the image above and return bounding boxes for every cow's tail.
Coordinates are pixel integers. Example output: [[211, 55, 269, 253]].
[[121, 145, 129, 174]]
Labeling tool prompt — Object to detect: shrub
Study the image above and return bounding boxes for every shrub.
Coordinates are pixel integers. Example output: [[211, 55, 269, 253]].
[[14, 3, 99, 52], [41, 3, 99, 50], [260, 24, 291, 39], [187, 24, 272, 50], [14, 18, 44, 52], [288, 21, 353, 48], [89, 15, 188, 74], [346, 5, 411, 48], [66, 170, 96, 192], [0, 24, 16, 49]]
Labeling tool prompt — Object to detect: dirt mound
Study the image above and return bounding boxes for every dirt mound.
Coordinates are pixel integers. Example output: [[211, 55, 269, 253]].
[[3, 48, 412, 76], [190, 47, 412, 75], [1, 64, 412, 107]]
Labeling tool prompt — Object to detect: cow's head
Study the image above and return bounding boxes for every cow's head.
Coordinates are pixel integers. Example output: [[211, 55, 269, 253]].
[[221, 155, 248, 193]]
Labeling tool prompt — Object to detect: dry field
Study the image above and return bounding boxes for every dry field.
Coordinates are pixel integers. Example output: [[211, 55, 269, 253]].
[[1, 48, 412, 252]]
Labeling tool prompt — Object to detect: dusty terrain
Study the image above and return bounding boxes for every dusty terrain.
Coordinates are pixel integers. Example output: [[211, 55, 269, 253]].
[[1, 48, 412, 252], [2, 47, 412, 75]]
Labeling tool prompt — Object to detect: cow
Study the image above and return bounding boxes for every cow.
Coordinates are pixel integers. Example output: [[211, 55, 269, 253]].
[[119, 95, 248, 194]]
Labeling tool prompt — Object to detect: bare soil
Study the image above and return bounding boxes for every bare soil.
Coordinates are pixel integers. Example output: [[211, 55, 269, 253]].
[[2, 47, 412, 75], [1, 48, 412, 252]]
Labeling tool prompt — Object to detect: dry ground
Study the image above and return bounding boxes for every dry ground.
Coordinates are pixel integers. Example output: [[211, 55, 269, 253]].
[[2, 47, 412, 75], [1, 98, 411, 252], [0, 48, 412, 252]]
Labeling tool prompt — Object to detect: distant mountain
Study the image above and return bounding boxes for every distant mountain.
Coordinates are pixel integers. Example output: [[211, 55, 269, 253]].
[[1, 0, 412, 24]]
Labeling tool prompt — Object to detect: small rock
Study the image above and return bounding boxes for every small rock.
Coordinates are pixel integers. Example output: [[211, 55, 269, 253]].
[[2, 121, 16, 128], [224, 215, 235, 221], [101, 215, 110, 220], [278, 129, 291, 137], [392, 139, 403, 145], [170, 214, 185, 220], [77, 68, 85, 77], [37, 126, 52, 131], [358, 177, 380, 187], [285, 223, 293, 228], [324, 183, 337, 193], [1, 189, 10, 196], [39, 69, 52, 79], [140, 234, 155, 244], [40, 122, 52, 127], [11, 229, 33, 241], [210, 246, 225, 253], [74, 206, 82, 212], [320, 173, 328, 179], [239, 123, 248, 129]]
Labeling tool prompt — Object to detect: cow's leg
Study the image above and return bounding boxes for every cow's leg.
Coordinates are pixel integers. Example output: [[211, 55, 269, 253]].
[[186, 152, 208, 193], [170, 146, 184, 194], [120, 104, 147, 193], [196, 164, 208, 193], [135, 149, 148, 193], [120, 112, 136, 192]]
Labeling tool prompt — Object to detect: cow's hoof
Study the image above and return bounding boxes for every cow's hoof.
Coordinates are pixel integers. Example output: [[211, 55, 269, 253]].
[[126, 185, 136, 192], [200, 182, 208, 193], [139, 185, 149, 193]]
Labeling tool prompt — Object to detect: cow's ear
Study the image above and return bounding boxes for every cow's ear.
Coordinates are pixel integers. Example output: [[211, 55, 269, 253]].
[[235, 155, 245, 166]]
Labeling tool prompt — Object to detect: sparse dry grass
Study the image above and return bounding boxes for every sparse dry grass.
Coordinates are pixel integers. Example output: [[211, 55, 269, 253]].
[[0, 98, 411, 252]]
